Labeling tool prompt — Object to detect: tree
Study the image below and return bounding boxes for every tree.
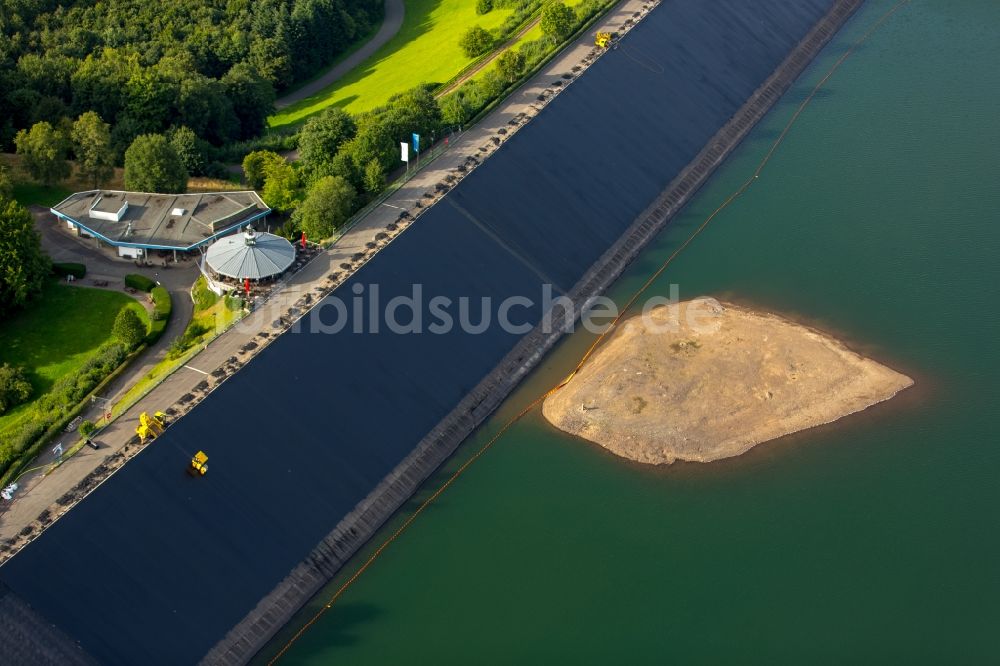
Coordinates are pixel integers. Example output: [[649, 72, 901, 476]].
[[242, 150, 286, 190], [440, 92, 473, 126], [71, 111, 114, 188], [362, 158, 385, 196], [123, 66, 173, 135], [480, 70, 506, 100], [540, 1, 576, 42], [476, 0, 493, 14], [0, 197, 50, 316], [111, 307, 146, 350], [260, 161, 302, 213], [222, 62, 276, 140], [328, 151, 361, 189], [341, 119, 394, 174], [496, 49, 526, 84], [383, 87, 443, 142], [167, 125, 207, 177], [292, 175, 356, 240], [459, 26, 494, 58], [0, 364, 32, 416], [14, 121, 71, 186], [123, 134, 188, 193], [0, 165, 11, 199], [299, 107, 357, 176], [247, 36, 293, 88]]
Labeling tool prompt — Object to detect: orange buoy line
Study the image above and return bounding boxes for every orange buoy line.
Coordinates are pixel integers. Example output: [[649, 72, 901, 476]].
[[268, 2, 909, 661]]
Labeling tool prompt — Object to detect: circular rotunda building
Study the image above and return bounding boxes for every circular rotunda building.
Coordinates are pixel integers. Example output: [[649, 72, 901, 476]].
[[205, 228, 296, 282]]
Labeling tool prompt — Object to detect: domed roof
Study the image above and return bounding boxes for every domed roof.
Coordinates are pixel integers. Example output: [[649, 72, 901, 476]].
[[205, 228, 295, 280]]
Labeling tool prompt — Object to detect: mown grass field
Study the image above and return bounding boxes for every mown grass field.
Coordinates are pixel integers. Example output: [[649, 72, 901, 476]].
[[269, 0, 514, 127], [0, 281, 149, 438]]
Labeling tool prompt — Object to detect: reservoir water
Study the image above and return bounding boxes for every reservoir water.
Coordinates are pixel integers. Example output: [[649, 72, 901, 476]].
[[267, 0, 1000, 662]]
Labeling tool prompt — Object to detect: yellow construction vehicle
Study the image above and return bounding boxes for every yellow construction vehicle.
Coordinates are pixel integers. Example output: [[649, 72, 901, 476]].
[[189, 451, 209, 476], [135, 411, 168, 443], [595, 31, 614, 48]]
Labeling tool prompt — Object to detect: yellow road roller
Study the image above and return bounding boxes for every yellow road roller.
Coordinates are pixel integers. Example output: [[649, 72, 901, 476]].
[[189, 451, 208, 476]]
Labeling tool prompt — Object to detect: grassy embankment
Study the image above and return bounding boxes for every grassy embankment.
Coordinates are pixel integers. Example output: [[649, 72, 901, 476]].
[[269, 0, 516, 127], [108, 276, 243, 419], [465, 0, 586, 84], [0, 282, 149, 448]]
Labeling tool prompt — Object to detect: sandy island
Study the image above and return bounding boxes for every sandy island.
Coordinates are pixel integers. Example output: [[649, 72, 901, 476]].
[[542, 297, 913, 464]]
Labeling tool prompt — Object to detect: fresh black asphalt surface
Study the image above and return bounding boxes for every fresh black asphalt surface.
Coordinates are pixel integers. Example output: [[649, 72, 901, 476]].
[[0, 1, 834, 662]]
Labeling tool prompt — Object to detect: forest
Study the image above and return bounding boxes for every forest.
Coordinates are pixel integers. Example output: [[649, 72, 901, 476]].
[[0, 0, 383, 155]]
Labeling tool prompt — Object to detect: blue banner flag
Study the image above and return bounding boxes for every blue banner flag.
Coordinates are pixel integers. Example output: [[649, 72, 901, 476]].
[[412, 133, 420, 153]]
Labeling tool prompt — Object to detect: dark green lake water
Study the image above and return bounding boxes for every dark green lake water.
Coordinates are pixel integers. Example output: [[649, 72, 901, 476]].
[[266, 1, 1000, 662]]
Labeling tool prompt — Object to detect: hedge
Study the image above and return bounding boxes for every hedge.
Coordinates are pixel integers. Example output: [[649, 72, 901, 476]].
[[51, 262, 86, 279], [124, 273, 156, 292], [146, 287, 172, 343], [0, 341, 137, 485]]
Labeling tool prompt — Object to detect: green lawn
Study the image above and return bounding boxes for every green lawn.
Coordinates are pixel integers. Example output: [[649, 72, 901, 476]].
[[269, 0, 514, 127], [468, 0, 585, 84], [110, 278, 243, 420], [10, 182, 73, 208], [0, 281, 149, 436]]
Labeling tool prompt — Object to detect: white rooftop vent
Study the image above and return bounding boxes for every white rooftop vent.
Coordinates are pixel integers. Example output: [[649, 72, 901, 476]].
[[171, 207, 186, 217]]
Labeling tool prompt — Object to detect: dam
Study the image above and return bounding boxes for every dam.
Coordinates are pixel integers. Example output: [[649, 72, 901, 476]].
[[0, 0, 860, 663]]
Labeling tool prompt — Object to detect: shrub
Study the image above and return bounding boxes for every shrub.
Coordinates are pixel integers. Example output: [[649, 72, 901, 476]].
[[215, 132, 298, 165], [125, 273, 156, 292], [150, 286, 171, 320], [459, 26, 494, 58], [0, 340, 132, 482], [192, 277, 219, 312], [112, 307, 147, 350], [147, 318, 168, 344], [440, 92, 474, 126], [518, 37, 551, 67], [166, 320, 211, 359], [79, 420, 96, 437], [242, 150, 287, 190], [480, 70, 507, 99], [204, 161, 233, 180], [0, 364, 33, 415], [225, 295, 243, 311], [147, 286, 172, 343], [493, 0, 545, 39], [575, 0, 608, 22], [51, 262, 86, 279]]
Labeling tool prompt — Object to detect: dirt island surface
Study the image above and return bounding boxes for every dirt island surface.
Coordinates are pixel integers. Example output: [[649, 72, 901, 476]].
[[542, 298, 913, 464]]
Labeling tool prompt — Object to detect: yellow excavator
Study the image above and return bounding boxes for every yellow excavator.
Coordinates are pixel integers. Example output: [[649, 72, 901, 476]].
[[595, 31, 614, 48], [135, 411, 168, 443]]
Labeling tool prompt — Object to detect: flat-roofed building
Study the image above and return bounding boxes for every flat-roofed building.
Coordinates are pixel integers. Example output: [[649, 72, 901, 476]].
[[50, 190, 271, 259]]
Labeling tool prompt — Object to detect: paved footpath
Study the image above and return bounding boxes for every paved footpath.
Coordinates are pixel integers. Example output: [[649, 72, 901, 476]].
[[274, 0, 406, 109], [0, 0, 654, 553]]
